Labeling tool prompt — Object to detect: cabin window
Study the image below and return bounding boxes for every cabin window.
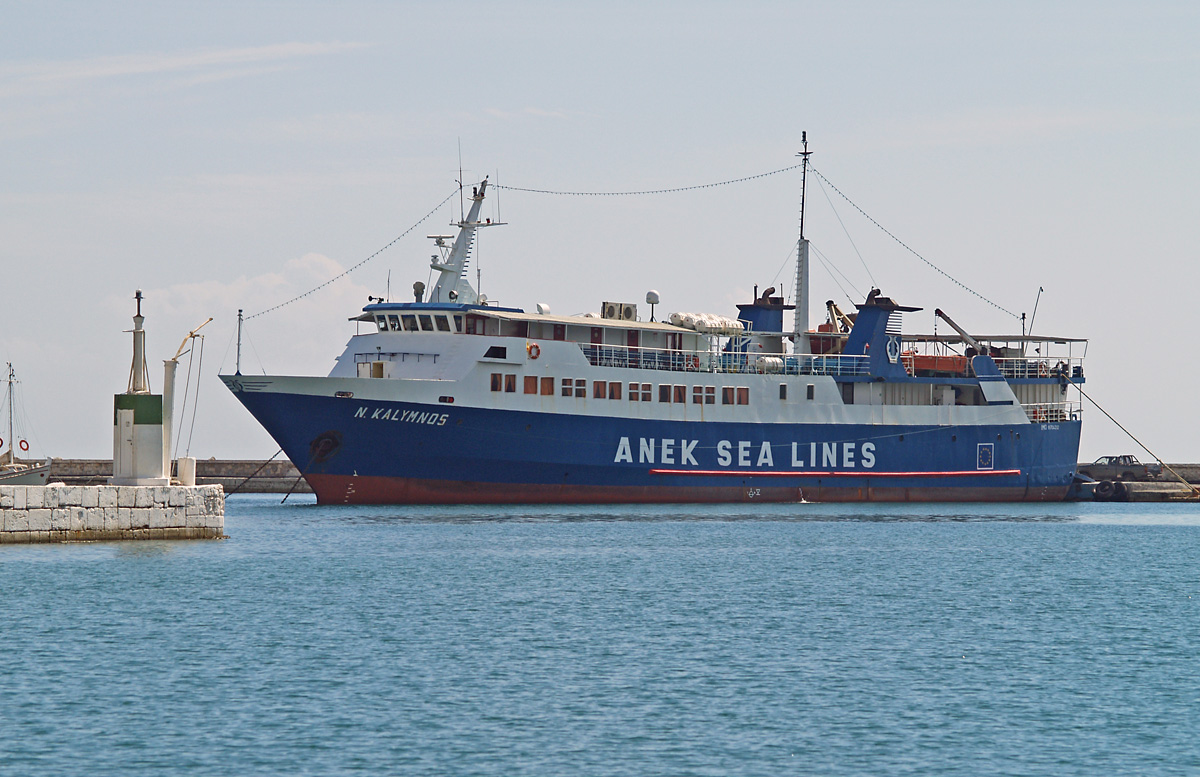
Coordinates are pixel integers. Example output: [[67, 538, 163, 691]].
[[659, 385, 671, 403], [593, 381, 607, 399], [673, 385, 686, 404], [641, 383, 652, 401], [490, 373, 502, 392], [540, 377, 554, 396], [575, 379, 587, 398], [693, 386, 704, 404], [737, 387, 749, 405], [722, 387, 735, 405], [562, 378, 574, 397], [841, 383, 854, 405], [465, 316, 483, 335], [436, 316, 452, 332], [553, 324, 566, 341], [524, 376, 538, 394], [419, 315, 434, 331], [705, 386, 715, 405], [376, 316, 387, 332], [807, 384, 815, 401], [505, 374, 516, 393], [608, 382, 622, 400], [629, 382, 641, 402], [402, 314, 419, 332], [779, 384, 787, 400], [484, 346, 507, 359], [388, 315, 401, 331], [453, 315, 464, 333]]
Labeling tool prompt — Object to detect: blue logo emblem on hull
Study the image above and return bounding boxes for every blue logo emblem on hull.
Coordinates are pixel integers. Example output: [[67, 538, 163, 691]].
[[977, 443, 994, 470]]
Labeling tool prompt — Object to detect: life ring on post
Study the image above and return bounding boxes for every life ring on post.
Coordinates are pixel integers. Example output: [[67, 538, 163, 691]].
[[526, 342, 541, 360], [19, 439, 29, 452]]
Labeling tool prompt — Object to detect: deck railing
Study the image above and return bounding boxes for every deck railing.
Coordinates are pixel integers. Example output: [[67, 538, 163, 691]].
[[1021, 402, 1081, 423], [577, 344, 870, 376], [982, 358, 1085, 381]]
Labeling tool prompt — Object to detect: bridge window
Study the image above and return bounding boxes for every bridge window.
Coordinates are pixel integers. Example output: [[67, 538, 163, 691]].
[[419, 315, 434, 331], [453, 315, 464, 333], [402, 314, 419, 332], [376, 316, 387, 332], [436, 316, 452, 332], [388, 315, 401, 331]]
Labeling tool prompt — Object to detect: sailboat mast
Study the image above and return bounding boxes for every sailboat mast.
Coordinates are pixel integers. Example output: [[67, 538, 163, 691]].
[[793, 133, 812, 353]]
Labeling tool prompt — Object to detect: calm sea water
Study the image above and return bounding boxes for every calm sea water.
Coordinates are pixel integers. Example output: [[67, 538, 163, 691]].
[[2, 496, 1198, 776]]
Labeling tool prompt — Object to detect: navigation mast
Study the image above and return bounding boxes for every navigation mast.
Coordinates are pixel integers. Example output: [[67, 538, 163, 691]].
[[793, 133, 812, 354]]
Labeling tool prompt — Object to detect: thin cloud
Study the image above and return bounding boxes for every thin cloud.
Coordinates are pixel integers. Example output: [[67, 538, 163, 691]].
[[0, 41, 371, 97]]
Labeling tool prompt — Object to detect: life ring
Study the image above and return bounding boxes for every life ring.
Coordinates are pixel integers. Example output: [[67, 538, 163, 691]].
[[1037, 362, 1049, 378], [19, 439, 29, 452], [527, 342, 541, 360], [0, 437, 4, 448]]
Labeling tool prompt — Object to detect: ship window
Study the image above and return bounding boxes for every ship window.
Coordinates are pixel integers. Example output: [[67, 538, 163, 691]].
[[593, 381, 607, 399], [737, 387, 749, 405], [659, 385, 671, 403], [705, 386, 715, 405], [629, 382, 641, 401], [453, 315, 464, 333], [484, 346, 507, 359], [841, 383, 854, 405], [641, 383, 652, 402], [722, 387, 735, 405], [575, 379, 587, 398], [388, 315, 401, 331], [553, 324, 566, 341], [505, 374, 516, 393], [490, 373, 502, 392], [524, 376, 538, 394], [807, 384, 815, 401], [436, 316, 451, 332], [376, 316, 387, 332], [540, 377, 554, 396], [779, 384, 787, 400], [693, 386, 704, 404], [608, 382, 622, 400], [419, 314, 434, 331], [402, 314, 419, 332], [674, 385, 686, 404], [562, 378, 573, 397]]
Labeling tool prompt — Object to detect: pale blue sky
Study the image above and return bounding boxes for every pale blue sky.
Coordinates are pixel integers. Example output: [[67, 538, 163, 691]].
[[3, 1, 1198, 460]]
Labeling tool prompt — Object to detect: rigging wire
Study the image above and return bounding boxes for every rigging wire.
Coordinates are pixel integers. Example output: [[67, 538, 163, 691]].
[[494, 163, 805, 196], [808, 166, 1018, 318], [174, 344, 195, 460], [185, 335, 205, 457], [814, 175, 876, 287], [247, 188, 460, 320], [810, 243, 862, 304]]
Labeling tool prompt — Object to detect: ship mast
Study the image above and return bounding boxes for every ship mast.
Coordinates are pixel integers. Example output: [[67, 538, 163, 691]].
[[4, 363, 13, 465], [793, 133, 812, 354]]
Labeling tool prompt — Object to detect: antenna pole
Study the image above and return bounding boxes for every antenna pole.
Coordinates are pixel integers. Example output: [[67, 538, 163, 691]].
[[6, 363, 13, 464], [793, 133, 813, 353], [236, 309, 244, 376]]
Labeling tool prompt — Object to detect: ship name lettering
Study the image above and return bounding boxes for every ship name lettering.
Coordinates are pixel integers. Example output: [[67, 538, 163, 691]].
[[355, 406, 449, 426]]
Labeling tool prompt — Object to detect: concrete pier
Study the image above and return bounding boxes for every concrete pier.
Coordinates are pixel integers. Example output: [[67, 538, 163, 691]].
[[0, 484, 224, 544], [47, 459, 311, 494]]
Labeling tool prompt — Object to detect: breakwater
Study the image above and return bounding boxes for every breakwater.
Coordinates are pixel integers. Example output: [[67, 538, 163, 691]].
[[48, 459, 312, 494], [0, 484, 224, 543]]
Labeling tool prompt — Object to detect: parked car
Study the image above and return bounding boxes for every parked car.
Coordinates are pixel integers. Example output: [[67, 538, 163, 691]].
[[1079, 455, 1162, 481]]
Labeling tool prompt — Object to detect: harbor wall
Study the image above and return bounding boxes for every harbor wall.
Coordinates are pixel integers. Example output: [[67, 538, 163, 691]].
[[48, 459, 312, 494], [0, 484, 224, 544]]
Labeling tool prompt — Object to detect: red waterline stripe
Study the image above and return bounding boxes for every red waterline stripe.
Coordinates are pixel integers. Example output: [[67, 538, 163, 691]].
[[648, 469, 1022, 478]]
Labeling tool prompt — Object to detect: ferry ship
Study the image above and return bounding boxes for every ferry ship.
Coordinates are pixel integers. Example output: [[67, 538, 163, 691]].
[[222, 156, 1086, 504]]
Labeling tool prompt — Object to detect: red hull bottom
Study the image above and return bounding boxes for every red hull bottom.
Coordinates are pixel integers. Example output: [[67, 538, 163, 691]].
[[306, 474, 1069, 505]]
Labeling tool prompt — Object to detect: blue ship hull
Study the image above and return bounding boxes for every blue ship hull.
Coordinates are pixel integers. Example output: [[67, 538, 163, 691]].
[[232, 389, 1081, 504]]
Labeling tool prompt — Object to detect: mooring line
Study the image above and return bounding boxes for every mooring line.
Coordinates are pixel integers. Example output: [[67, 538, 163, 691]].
[[227, 448, 283, 496]]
